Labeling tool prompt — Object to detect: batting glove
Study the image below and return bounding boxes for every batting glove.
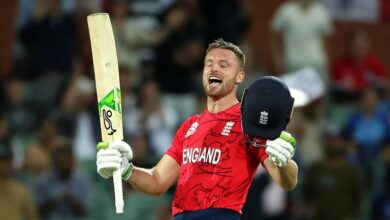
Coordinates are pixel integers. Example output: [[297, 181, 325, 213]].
[[96, 140, 134, 180], [266, 131, 296, 167]]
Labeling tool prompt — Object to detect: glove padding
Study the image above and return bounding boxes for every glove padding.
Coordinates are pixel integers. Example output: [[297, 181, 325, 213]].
[[266, 132, 296, 167], [96, 140, 134, 180]]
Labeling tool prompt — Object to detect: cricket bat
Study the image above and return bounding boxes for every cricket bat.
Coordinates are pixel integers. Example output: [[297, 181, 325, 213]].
[[87, 13, 124, 213]]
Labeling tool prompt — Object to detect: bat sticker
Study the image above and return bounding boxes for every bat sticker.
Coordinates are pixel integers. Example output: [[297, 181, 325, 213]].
[[103, 109, 117, 135], [98, 88, 122, 136]]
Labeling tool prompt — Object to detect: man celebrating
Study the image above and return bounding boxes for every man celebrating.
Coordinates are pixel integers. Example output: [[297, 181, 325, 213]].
[[96, 39, 298, 219]]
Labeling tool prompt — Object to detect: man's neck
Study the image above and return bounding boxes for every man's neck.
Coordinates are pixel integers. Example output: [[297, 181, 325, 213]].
[[207, 94, 239, 114]]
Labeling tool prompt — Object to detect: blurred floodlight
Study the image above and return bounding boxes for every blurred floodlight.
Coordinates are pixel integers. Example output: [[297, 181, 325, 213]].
[[282, 67, 325, 106], [290, 88, 310, 107]]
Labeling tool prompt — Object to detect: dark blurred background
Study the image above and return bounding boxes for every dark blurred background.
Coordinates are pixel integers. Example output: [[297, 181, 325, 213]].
[[1, 0, 390, 219]]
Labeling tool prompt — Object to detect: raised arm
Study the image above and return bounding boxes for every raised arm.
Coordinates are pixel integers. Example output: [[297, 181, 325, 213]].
[[96, 141, 180, 196], [127, 155, 180, 195], [264, 158, 298, 191], [263, 132, 298, 191]]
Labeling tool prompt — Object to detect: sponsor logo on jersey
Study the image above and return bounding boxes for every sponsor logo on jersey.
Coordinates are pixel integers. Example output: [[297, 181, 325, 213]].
[[221, 121, 234, 136], [259, 111, 269, 125], [183, 147, 221, 164], [185, 122, 199, 138]]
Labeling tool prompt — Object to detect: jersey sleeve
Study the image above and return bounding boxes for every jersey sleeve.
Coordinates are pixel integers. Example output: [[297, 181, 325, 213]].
[[256, 147, 269, 163], [246, 138, 269, 164], [165, 117, 194, 165], [249, 138, 269, 163]]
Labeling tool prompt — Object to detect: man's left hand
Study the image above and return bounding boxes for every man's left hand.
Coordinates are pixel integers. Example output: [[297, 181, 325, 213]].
[[266, 131, 296, 167]]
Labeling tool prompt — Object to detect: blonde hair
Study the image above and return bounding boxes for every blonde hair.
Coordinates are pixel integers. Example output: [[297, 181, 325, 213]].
[[206, 38, 246, 70]]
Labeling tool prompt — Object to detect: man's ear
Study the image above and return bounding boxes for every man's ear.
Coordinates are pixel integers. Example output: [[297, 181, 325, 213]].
[[236, 71, 245, 84]]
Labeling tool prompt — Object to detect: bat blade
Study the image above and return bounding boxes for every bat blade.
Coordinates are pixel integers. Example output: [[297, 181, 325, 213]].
[[87, 12, 124, 213], [88, 13, 123, 142]]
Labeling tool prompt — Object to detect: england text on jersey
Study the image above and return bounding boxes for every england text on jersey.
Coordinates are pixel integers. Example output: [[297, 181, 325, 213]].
[[183, 147, 221, 165]]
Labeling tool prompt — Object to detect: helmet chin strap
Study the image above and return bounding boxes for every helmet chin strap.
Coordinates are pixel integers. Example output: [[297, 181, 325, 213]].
[[244, 134, 267, 148]]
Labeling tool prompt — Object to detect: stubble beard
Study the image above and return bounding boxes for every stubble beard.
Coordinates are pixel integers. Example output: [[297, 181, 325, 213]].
[[203, 78, 236, 99]]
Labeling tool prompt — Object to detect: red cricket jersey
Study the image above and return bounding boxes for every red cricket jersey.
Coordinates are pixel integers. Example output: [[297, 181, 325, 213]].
[[166, 103, 269, 216]]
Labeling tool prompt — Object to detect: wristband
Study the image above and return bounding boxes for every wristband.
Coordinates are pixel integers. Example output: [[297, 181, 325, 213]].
[[122, 163, 134, 181]]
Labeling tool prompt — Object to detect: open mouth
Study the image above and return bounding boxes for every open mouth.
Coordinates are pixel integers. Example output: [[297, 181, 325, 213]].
[[208, 76, 222, 86]]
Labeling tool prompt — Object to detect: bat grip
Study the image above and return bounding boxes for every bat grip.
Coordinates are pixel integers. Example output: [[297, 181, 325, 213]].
[[113, 169, 124, 213]]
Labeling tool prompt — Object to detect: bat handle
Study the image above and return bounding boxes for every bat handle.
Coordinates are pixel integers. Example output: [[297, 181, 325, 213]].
[[113, 169, 124, 213]]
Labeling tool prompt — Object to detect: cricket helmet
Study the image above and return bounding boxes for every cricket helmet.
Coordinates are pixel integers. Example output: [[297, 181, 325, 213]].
[[241, 76, 294, 140]]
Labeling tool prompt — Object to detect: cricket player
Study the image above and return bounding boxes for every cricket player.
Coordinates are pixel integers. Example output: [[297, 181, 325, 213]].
[[96, 39, 298, 219]]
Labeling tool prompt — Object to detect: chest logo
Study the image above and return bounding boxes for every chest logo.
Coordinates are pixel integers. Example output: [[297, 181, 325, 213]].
[[221, 121, 234, 136], [259, 111, 269, 125], [185, 122, 199, 138]]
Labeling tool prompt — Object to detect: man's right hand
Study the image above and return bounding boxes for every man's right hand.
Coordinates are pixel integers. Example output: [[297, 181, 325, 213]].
[[266, 131, 296, 167], [96, 140, 134, 180]]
